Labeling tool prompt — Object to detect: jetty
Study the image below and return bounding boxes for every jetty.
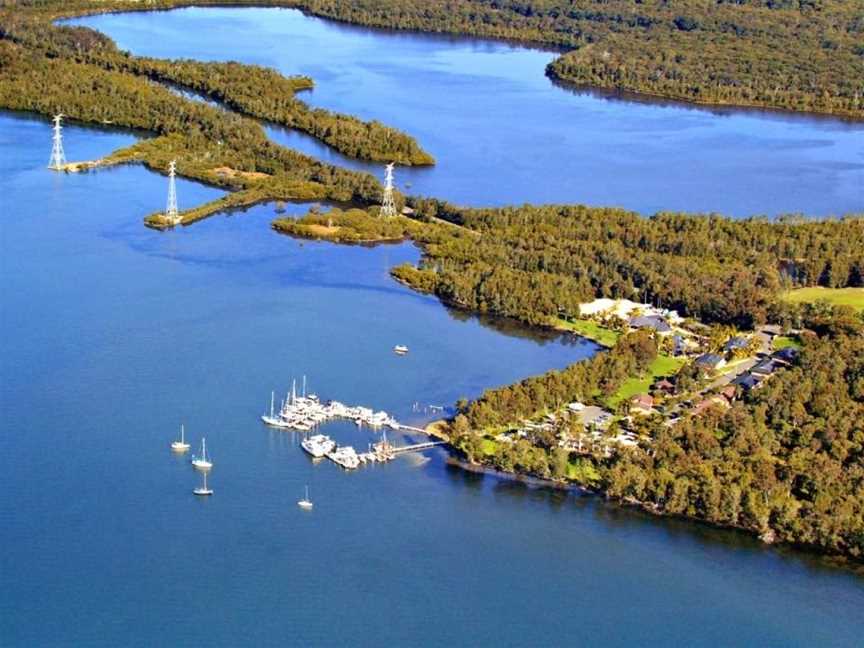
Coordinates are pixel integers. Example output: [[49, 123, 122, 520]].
[[261, 381, 412, 433]]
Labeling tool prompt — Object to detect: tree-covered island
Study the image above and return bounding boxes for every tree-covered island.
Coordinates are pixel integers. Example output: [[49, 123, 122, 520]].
[[2, 0, 863, 566]]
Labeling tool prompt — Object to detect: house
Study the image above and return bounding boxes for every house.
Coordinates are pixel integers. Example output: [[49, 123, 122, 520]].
[[752, 358, 782, 377], [732, 372, 765, 392], [630, 393, 654, 415], [629, 315, 672, 334], [719, 385, 737, 402], [672, 334, 686, 357], [653, 378, 675, 394], [567, 402, 585, 413], [773, 347, 800, 364], [692, 396, 729, 417], [694, 353, 726, 372], [724, 336, 750, 353]]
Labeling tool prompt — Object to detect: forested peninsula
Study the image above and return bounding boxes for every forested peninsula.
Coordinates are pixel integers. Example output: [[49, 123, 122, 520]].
[[2, 0, 863, 565], [20, 0, 861, 120]]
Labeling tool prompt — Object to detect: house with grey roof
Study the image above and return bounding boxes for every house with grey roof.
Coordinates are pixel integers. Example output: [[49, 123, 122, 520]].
[[694, 353, 726, 372], [629, 315, 672, 334]]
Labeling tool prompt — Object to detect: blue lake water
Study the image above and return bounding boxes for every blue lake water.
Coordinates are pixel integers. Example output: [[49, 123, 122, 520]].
[[67, 6, 864, 218], [1, 7, 863, 647]]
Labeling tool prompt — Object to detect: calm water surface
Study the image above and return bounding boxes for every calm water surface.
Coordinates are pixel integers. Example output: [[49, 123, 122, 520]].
[[3, 7, 864, 647], [67, 7, 864, 217], [1, 112, 863, 647]]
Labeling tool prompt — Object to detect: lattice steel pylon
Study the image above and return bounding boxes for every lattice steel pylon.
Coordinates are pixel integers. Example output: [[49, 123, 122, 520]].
[[48, 114, 66, 170], [380, 162, 397, 218], [165, 159, 180, 225]]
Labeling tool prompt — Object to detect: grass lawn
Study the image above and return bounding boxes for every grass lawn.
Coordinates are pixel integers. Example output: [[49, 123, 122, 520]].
[[780, 287, 864, 312], [606, 353, 686, 408], [773, 335, 802, 351], [555, 318, 621, 347], [480, 438, 499, 456]]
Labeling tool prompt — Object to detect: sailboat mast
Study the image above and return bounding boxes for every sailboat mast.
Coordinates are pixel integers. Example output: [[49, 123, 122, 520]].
[[270, 391, 275, 418], [181, 424, 185, 443], [292, 379, 296, 404], [302, 375, 306, 398]]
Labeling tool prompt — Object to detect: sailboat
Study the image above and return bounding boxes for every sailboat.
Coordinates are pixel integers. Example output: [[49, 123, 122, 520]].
[[298, 485, 313, 510], [171, 423, 191, 453], [191, 437, 213, 471], [193, 471, 213, 496]]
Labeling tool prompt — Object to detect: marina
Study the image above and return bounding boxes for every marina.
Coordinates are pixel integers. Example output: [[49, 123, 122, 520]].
[[262, 380, 408, 433], [263, 383, 446, 470]]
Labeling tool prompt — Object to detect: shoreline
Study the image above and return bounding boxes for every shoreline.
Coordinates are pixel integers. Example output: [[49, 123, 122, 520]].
[[53, 1, 863, 123], [425, 419, 864, 570]]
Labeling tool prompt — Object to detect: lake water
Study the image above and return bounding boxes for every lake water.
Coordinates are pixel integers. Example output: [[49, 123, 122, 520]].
[[1, 7, 863, 647], [66, 6, 864, 218]]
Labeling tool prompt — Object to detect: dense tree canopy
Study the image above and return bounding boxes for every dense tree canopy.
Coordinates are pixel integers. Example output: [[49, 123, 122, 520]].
[[450, 316, 864, 561], [0, 2, 433, 165], [395, 202, 864, 329]]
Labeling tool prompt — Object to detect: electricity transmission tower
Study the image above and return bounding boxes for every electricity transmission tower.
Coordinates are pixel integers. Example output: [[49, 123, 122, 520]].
[[48, 114, 66, 170], [380, 162, 397, 218], [165, 160, 180, 225]]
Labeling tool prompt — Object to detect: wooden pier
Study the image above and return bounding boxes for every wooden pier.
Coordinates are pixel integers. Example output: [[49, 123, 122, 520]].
[[389, 440, 446, 455]]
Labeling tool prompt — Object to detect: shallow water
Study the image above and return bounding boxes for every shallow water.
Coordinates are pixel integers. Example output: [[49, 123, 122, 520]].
[[68, 6, 864, 217]]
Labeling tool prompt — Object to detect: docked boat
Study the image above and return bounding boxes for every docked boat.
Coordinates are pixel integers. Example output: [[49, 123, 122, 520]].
[[327, 445, 360, 470], [301, 434, 336, 459], [193, 471, 213, 496], [393, 345, 409, 355], [297, 485, 313, 510], [171, 423, 190, 453], [368, 411, 392, 427], [191, 437, 213, 471]]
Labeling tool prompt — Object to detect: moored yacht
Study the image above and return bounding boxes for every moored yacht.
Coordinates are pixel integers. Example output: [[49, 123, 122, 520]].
[[298, 485, 313, 510], [193, 471, 213, 496], [327, 445, 360, 470], [171, 423, 191, 453], [301, 434, 336, 459], [191, 437, 213, 471]]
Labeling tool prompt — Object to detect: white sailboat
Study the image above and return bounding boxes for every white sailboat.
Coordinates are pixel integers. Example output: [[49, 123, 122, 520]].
[[191, 437, 213, 471], [298, 485, 313, 509], [171, 423, 191, 453], [193, 471, 213, 496]]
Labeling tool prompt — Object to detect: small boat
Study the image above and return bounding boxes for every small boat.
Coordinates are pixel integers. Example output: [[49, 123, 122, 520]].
[[193, 471, 213, 496], [297, 485, 313, 510], [393, 345, 409, 355], [171, 423, 190, 453], [191, 437, 213, 471]]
